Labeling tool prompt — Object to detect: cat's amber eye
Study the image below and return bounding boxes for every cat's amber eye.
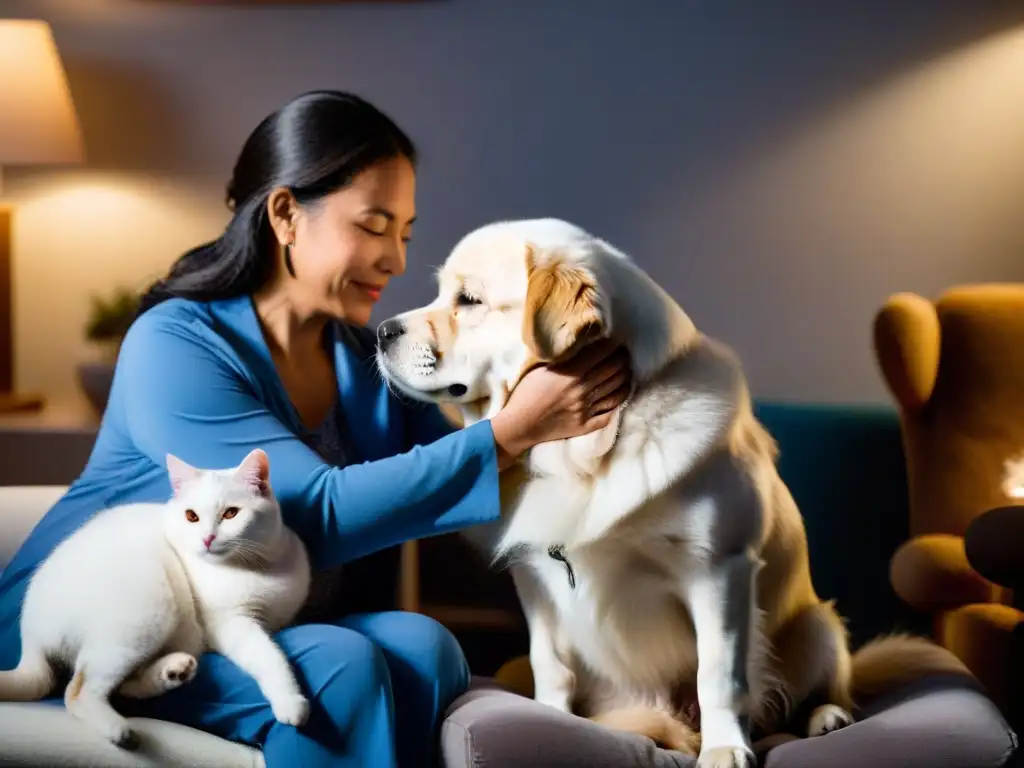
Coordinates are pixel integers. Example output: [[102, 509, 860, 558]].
[[185, 509, 199, 523], [222, 507, 240, 520]]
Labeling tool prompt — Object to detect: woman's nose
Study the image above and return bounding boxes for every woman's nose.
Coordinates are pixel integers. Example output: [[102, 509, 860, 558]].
[[379, 240, 406, 277]]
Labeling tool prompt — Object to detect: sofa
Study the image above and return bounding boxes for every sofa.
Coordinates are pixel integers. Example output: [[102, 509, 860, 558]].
[[0, 403, 1018, 767]]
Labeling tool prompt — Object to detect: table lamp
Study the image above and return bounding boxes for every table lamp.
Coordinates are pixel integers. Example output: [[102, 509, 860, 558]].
[[0, 19, 85, 413]]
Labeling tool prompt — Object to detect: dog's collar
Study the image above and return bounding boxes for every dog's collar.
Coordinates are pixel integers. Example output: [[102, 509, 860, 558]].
[[547, 545, 576, 589]]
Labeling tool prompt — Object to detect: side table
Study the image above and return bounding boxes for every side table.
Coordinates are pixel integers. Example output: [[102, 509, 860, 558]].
[[0, 403, 98, 486]]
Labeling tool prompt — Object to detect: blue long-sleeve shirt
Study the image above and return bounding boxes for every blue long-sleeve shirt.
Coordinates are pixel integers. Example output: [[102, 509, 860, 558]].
[[0, 295, 501, 668]]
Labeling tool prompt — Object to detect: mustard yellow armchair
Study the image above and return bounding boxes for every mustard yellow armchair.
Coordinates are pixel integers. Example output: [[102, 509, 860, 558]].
[[874, 284, 1024, 714]]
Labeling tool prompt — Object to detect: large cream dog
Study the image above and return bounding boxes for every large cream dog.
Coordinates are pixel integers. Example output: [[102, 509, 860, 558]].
[[375, 218, 968, 768]]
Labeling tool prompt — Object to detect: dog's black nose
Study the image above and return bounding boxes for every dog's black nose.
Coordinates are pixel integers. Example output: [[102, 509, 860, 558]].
[[376, 319, 406, 352]]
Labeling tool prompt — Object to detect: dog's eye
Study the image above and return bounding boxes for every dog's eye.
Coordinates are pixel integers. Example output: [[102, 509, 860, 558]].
[[455, 291, 482, 307]]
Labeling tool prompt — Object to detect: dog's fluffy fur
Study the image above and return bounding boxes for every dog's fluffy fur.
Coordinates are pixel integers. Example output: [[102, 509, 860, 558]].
[[376, 218, 970, 767]]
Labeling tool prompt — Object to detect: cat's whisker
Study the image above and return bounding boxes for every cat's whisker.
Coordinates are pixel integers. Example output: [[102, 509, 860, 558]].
[[222, 540, 272, 570]]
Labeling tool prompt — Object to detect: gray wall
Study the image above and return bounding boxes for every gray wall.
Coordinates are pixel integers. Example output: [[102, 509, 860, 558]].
[[7, 0, 1024, 404]]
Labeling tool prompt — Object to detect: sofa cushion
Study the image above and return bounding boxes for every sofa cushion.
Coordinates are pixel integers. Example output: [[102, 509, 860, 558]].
[[441, 677, 1017, 768], [763, 675, 1016, 768], [441, 680, 693, 767], [0, 701, 263, 767]]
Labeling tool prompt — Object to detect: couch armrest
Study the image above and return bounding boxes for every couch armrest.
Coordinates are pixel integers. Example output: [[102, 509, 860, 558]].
[[0, 486, 66, 569], [890, 534, 998, 613], [873, 293, 941, 413], [964, 505, 1024, 593]]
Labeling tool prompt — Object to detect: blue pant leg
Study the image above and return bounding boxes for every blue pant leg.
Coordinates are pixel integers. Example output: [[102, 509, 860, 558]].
[[337, 611, 471, 768], [121, 623, 399, 768]]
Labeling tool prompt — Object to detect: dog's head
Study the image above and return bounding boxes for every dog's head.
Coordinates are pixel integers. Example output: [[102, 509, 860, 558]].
[[375, 218, 613, 422]]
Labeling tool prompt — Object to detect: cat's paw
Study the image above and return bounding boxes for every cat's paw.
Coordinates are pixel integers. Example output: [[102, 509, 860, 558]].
[[102, 720, 138, 750], [271, 693, 310, 727], [158, 653, 198, 691]]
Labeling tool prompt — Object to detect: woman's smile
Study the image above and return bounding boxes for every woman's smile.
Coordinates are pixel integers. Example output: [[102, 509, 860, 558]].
[[351, 281, 385, 301]]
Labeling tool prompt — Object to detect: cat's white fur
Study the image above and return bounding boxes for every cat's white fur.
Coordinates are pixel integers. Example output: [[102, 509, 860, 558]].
[[0, 449, 312, 748]]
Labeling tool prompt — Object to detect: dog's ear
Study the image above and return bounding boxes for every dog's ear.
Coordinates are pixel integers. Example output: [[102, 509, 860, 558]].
[[522, 245, 605, 361]]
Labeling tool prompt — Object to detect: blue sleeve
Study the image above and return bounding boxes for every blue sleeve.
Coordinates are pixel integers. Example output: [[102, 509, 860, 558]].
[[117, 312, 501, 569]]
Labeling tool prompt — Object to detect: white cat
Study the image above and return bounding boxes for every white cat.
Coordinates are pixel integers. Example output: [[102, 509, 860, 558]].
[[0, 448, 312, 747]]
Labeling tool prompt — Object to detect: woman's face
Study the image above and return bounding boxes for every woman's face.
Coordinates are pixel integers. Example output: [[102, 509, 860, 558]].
[[271, 154, 417, 327]]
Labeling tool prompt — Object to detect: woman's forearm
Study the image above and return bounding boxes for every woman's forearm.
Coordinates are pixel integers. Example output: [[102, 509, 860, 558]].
[[121, 312, 503, 571], [299, 419, 501, 567]]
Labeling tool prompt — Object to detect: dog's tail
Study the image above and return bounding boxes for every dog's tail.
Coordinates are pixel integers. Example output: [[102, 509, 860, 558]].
[[850, 633, 971, 703], [589, 707, 701, 756], [0, 643, 56, 702]]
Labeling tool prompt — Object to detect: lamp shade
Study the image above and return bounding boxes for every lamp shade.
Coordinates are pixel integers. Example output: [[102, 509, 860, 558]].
[[0, 19, 84, 166]]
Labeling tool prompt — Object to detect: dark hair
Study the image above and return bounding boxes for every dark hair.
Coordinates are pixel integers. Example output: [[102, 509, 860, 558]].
[[138, 90, 417, 315]]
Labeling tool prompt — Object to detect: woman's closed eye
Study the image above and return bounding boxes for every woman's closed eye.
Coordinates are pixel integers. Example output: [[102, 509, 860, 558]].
[[359, 223, 387, 237], [358, 223, 413, 244], [358, 211, 391, 236]]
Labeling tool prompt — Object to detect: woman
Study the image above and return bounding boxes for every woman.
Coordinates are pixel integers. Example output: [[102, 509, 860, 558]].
[[0, 91, 630, 767]]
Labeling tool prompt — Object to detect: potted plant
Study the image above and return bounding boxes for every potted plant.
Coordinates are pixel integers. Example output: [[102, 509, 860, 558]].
[[77, 287, 141, 416]]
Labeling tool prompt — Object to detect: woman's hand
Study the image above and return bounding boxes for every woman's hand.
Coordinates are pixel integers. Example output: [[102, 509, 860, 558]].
[[490, 338, 632, 469]]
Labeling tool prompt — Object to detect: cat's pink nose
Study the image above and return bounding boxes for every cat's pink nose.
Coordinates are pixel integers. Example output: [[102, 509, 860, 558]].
[[203, 534, 216, 549]]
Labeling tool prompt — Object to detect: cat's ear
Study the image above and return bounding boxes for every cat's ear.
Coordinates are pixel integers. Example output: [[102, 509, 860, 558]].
[[235, 449, 271, 497], [166, 454, 201, 495]]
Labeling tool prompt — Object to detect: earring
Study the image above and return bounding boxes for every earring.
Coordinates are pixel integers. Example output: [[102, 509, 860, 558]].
[[283, 242, 296, 278]]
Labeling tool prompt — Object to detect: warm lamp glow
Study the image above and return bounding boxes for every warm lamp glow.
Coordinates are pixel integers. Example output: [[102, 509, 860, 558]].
[[0, 19, 85, 168], [0, 18, 85, 413]]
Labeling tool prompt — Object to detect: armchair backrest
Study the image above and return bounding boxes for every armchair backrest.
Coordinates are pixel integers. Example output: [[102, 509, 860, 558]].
[[754, 402, 924, 644]]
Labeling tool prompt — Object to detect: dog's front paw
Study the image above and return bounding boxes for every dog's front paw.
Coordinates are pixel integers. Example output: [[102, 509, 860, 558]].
[[807, 703, 853, 737], [271, 693, 310, 727], [534, 691, 573, 714], [533, 672, 575, 714], [697, 746, 756, 768]]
